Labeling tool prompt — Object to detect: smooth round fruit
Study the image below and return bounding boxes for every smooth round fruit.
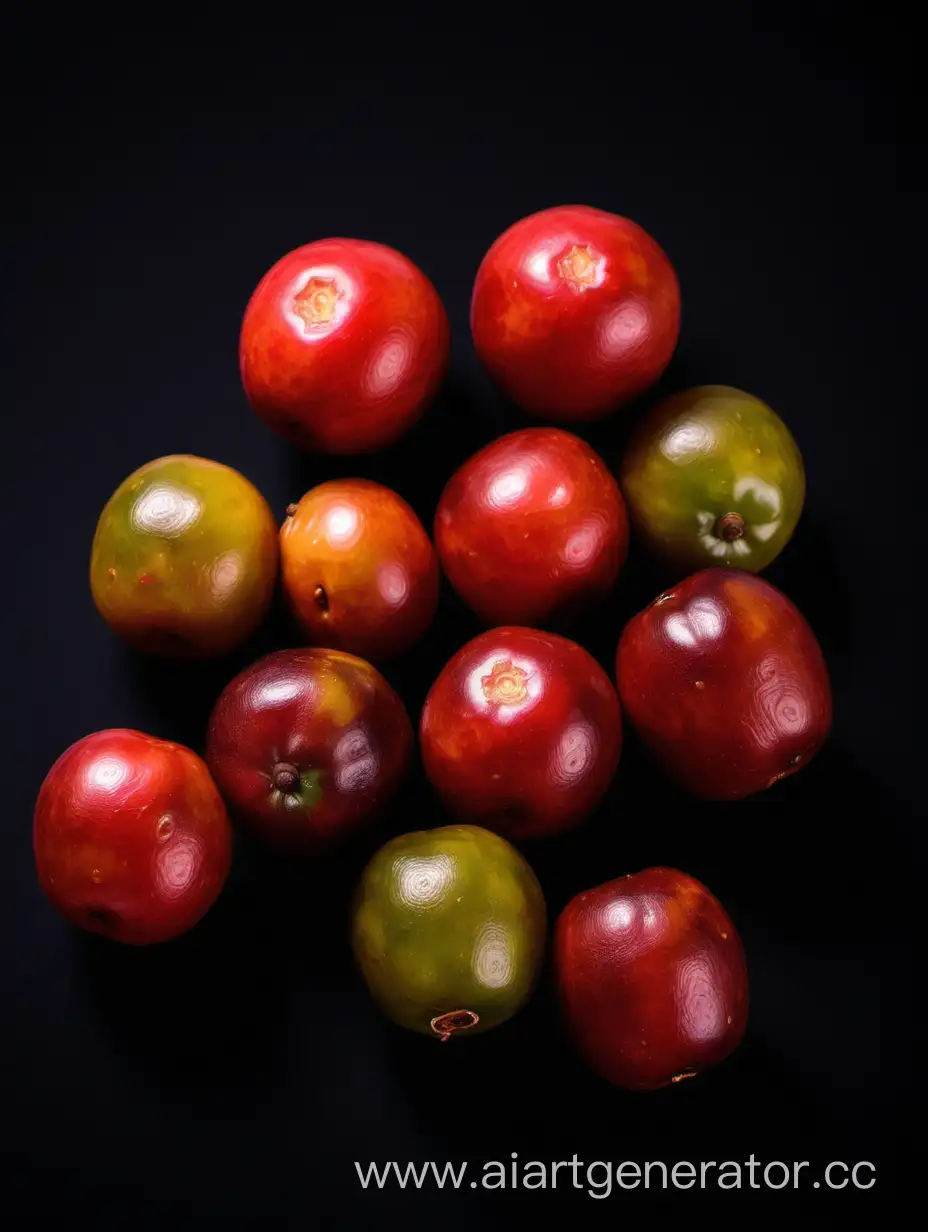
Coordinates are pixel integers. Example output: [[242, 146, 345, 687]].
[[555, 867, 748, 1090], [352, 824, 547, 1038], [620, 385, 805, 574], [280, 479, 439, 660], [90, 454, 278, 658], [471, 204, 680, 421], [239, 238, 450, 454], [420, 627, 622, 838], [617, 569, 832, 799], [206, 648, 413, 850], [34, 729, 232, 945], [435, 428, 629, 625]]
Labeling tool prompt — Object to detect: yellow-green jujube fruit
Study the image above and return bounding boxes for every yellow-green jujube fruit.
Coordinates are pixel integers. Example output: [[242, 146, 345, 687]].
[[352, 825, 547, 1040], [90, 454, 278, 658], [620, 386, 805, 574]]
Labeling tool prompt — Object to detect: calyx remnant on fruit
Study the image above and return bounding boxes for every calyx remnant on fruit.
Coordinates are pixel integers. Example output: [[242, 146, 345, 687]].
[[716, 512, 746, 541], [430, 1009, 480, 1041], [272, 762, 301, 793]]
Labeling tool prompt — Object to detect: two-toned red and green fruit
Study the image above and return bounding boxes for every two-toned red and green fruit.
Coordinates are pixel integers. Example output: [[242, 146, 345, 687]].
[[620, 386, 805, 573], [90, 454, 278, 657], [352, 825, 546, 1039]]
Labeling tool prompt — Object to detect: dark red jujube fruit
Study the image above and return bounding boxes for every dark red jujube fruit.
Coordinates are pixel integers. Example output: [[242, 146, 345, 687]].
[[206, 647, 413, 850], [471, 204, 680, 421], [616, 569, 832, 799], [34, 728, 232, 945], [435, 428, 629, 626], [420, 627, 622, 839], [239, 238, 450, 454], [555, 867, 749, 1090]]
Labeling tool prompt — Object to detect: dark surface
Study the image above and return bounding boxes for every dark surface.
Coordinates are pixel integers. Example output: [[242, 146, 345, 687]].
[[2, 7, 918, 1222]]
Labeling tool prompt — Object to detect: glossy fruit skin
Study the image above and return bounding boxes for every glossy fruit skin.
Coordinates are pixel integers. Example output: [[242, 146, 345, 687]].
[[555, 867, 748, 1090], [617, 569, 832, 799], [90, 454, 278, 659], [239, 238, 450, 454], [471, 204, 680, 421], [34, 729, 232, 945], [352, 824, 547, 1038], [620, 385, 805, 574], [435, 428, 629, 625], [280, 479, 439, 661], [420, 627, 622, 838], [206, 648, 413, 850]]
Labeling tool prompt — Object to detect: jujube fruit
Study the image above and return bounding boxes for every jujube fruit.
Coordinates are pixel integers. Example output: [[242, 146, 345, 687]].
[[555, 867, 749, 1090], [89, 453, 278, 658], [206, 647, 413, 851], [352, 825, 547, 1039], [239, 237, 450, 454], [34, 728, 232, 945], [420, 627, 622, 838], [616, 568, 832, 799], [280, 479, 439, 660], [435, 428, 629, 626], [471, 204, 680, 420], [620, 385, 805, 574]]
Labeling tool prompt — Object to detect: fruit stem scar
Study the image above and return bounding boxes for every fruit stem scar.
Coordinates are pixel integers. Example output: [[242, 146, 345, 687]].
[[313, 584, 329, 612], [671, 1068, 698, 1083], [430, 1009, 480, 1041], [481, 660, 530, 705], [292, 276, 340, 331], [286, 503, 298, 516], [557, 243, 601, 290], [271, 762, 301, 793], [716, 511, 746, 541]]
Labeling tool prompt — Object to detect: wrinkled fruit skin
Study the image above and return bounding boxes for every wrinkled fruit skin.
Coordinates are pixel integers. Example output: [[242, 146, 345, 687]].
[[555, 867, 749, 1090], [471, 204, 680, 420], [617, 569, 832, 799], [280, 479, 439, 660], [420, 627, 622, 838], [620, 385, 805, 574], [90, 454, 278, 659], [34, 729, 232, 945], [206, 648, 413, 850], [435, 428, 629, 625], [239, 238, 450, 454], [352, 824, 547, 1038]]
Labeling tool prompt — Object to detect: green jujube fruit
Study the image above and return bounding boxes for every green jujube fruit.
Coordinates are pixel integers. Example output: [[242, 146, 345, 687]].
[[351, 825, 547, 1040], [620, 385, 805, 574]]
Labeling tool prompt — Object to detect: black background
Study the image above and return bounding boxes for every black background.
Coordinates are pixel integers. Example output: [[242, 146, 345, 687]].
[[3, 4, 918, 1222]]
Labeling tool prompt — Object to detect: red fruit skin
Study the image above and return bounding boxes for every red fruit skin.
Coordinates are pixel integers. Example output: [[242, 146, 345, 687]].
[[555, 867, 749, 1091], [616, 569, 832, 800], [420, 627, 622, 839], [33, 729, 232, 946], [239, 238, 450, 454], [471, 205, 680, 420], [435, 428, 629, 625], [206, 648, 413, 850], [280, 478, 440, 661]]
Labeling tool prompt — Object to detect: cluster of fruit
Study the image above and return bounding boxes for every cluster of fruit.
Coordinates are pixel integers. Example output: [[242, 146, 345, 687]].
[[32, 205, 831, 1093]]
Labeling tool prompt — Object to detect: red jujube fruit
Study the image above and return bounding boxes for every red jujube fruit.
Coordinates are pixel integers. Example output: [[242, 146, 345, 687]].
[[206, 647, 413, 850], [239, 238, 450, 454], [435, 428, 629, 625], [471, 204, 680, 421], [616, 569, 832, 799], [34, 729, 232, 945], [555, 867, 749, 1090], [420, 627, 622, 839]]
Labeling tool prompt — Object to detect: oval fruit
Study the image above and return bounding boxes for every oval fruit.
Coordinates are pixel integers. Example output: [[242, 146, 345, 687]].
[[620, 385, 805, 573], [239, 238, 450, 454], [206, 648, 413, 850], [435, 428, 629, 626], [471, 204, 680, 420], [420, 627, 621, 838], [555, 867, 749, 1090], [352, 824, 546, 1038], [90, 454, 278, 658], [616, 569, 832, 799], [280, 479, 439, 660], [34, 729, 232, 945]]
